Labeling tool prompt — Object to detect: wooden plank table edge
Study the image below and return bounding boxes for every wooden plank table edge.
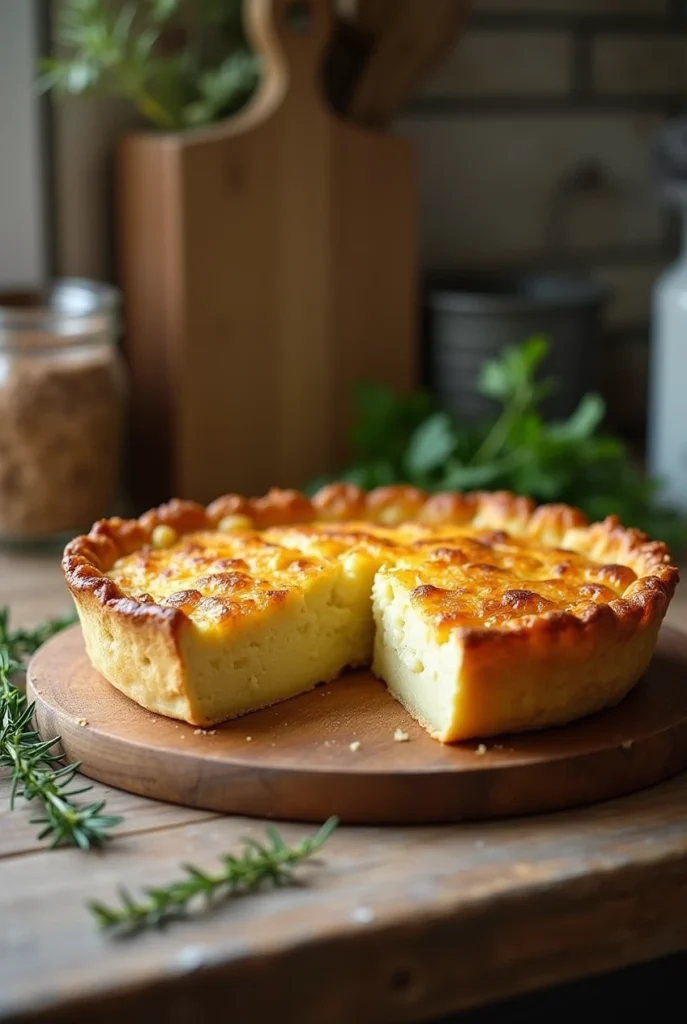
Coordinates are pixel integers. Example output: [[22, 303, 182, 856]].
[[5, 839, 687, 1024]]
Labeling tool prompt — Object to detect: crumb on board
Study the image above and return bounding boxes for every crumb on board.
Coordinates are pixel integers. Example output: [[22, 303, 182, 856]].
[[622, 740, 634, 751], [75, 718, 88, 727], [246, 736, 253, 742], [351, 906, 375, 924], [476, 743, 487, 755], [349, 741, 361, 752], [393, 728, 409, 743]]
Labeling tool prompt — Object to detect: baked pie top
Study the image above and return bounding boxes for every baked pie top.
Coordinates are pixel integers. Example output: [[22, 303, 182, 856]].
[[64, 484, 678, 641], [61, 484, 680, 740]]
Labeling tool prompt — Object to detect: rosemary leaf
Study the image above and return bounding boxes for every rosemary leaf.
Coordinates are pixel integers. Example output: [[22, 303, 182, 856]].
[[0, 606, 121, 849], [89, 816, 339, 935]]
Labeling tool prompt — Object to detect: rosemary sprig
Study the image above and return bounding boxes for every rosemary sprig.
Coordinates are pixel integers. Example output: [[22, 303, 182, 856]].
[[90, 816, 339, 935], [0, 607, 122, 849], [4, 607, 80, 660]]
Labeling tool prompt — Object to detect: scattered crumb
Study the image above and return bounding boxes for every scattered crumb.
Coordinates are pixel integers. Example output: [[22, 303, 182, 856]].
[[174, 945, 209, 972], [349, 741, 361, 752], [476, 743, 487, 756], [246, 736, 253, 742], [193, 729, 203, 735], [351, 905, 375, 924], [75, 718, 88, 727], [622, 740, 633, 751], [208, 730, 216, 736], [393, 728, 409, 743]]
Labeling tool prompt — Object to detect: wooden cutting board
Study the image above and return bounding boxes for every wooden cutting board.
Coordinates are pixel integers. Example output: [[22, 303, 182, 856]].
[[118, 0, 417, 510], [27, 625, 687, 825]]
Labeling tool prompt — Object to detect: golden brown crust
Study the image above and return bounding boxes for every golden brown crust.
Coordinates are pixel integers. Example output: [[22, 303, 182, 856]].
[[63, 484, 679, 639], [62, 485, 680, 736]]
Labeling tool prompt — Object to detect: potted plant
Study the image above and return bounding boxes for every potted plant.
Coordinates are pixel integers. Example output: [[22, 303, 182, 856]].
[[40, 0, 260, 132]]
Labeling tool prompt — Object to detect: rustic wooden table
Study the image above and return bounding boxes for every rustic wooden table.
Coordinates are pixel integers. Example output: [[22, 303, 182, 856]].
[[2, 548, 687, 1024]]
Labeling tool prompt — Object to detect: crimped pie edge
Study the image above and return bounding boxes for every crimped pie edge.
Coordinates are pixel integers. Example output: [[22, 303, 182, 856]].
[[61, 485, 680, 735], [62, 483, 678, 641]]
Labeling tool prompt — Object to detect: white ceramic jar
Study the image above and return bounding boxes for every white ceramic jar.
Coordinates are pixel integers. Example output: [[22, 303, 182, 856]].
[[648, 218, 687, 512]]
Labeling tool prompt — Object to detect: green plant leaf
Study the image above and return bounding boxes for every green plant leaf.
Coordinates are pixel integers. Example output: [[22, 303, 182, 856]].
[[479, 335, 550, 401], [349, 381, 434, 468], [478, 358, 511, 402], [405, 413, 456, 478], [149, 0, 180, 22], [38, 0, 258, 130], [549, 393, 606, 442], [441, 456, 518, 491], [184, 51, 259, 126], [511, 455, 571, 501], [518, 334, 550, 374], [114, 3, 137, 44]]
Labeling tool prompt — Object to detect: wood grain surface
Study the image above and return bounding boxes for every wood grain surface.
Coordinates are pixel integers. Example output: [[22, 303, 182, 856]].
[[2, 547, 687, 1024], [27, 624, 687, 825]]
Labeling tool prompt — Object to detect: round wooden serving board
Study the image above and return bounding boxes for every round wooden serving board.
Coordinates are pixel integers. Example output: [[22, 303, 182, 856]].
[[28, 625, 687, 824]]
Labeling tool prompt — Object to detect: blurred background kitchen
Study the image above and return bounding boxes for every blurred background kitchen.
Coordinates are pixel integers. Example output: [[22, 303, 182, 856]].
[[2, 0, 687, 550]]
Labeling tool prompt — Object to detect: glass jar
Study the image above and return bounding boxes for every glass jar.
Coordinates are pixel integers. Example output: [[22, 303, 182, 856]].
[[0, 279, 126, 544]]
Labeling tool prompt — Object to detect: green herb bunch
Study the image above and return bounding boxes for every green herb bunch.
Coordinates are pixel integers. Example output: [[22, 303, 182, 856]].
[[90, 816, 338, 934], [40, 0, 259, 130], [0, 608, 121, 848], [310, 336, 686, 550]]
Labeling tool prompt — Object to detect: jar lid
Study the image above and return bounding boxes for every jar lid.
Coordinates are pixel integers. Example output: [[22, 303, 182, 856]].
[[0, 278, 120, 347]]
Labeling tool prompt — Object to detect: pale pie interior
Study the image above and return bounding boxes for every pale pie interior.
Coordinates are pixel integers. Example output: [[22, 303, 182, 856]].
[[104, 522, 638, 739]]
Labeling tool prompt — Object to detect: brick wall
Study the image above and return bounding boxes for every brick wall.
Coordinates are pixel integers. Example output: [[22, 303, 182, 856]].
[[395, 0, 687, 439]]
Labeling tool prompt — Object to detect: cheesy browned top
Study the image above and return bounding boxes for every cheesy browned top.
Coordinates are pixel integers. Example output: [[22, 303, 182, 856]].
[[107, 520, 638, 633]]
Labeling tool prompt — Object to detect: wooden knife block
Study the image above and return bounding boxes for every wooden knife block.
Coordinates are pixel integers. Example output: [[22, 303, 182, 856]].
[[118, 0, 418, 510]]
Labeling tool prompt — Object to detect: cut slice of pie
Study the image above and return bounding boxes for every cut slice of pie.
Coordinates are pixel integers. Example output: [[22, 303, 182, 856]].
[[62, 485, 678, 741]]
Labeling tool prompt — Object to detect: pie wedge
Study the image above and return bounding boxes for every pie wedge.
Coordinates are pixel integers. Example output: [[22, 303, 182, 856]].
[[62, 485, 678, 742]]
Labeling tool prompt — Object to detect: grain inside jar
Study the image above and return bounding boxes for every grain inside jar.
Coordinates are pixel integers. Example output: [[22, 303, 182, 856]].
[[0, 282, 125, 542]]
